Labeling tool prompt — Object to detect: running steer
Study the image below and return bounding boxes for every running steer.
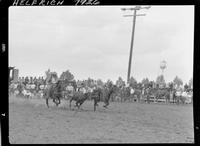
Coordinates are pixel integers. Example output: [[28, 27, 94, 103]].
[[69, 91, 91, 109]]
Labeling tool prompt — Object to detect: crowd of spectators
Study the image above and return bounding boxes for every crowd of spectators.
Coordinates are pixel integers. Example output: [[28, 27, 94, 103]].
[[9, 73, 193, 104]]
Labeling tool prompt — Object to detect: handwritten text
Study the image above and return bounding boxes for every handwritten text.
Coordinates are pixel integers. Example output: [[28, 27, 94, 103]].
[[13, 0, 64, 6], [75, 0, 100, 5]]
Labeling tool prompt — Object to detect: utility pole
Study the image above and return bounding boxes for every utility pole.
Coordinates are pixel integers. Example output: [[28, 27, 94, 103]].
[[121, 6, 151, 84]]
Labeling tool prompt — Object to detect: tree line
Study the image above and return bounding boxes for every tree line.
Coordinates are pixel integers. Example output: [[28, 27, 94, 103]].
[[44, 69, 193, 90]]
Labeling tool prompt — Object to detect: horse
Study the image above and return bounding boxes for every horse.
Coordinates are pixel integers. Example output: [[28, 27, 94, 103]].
[[91, 85, 117, 111], [44, 80, 66, 108]]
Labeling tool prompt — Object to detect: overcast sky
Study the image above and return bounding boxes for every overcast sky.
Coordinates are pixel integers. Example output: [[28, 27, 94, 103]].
[[9, 6, 194, 84]]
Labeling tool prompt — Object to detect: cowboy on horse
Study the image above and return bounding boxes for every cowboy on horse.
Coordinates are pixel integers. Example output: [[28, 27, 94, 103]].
[[44, 71, 64, 107]]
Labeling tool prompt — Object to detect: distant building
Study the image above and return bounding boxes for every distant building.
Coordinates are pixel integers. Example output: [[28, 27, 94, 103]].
[[12, 69, 19, 82]]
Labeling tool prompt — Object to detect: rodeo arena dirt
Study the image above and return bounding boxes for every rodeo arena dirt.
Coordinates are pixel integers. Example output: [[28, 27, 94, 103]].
[[8, 73, 194, 144]]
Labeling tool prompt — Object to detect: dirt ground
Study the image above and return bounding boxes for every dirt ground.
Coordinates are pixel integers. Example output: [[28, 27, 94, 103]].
[[9, 95, 194, 144]]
